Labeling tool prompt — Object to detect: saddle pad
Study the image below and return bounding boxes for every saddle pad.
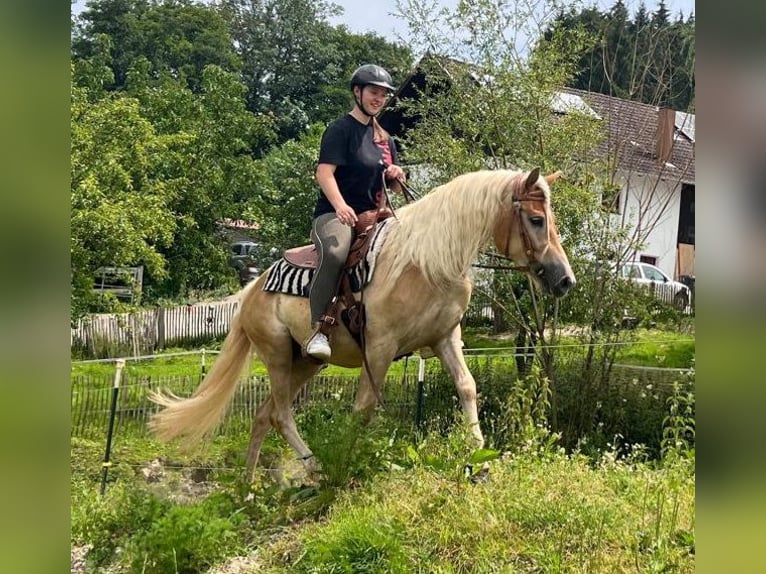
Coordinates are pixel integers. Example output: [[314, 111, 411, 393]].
[[262, 217, 394, 297]]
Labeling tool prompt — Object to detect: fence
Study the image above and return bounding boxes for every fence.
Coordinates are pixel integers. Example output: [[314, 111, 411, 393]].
[[71, 300, 239, 359], [71, 349, 694, 450]]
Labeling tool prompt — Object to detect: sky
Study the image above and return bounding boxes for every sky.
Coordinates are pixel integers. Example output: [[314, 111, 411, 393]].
[[327, 0, 695, 43], [73, 0, 695, 47]]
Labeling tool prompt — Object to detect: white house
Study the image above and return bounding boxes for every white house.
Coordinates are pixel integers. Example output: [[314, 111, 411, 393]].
[[379, 57, 695, 282], [565, 89, 695, 280]]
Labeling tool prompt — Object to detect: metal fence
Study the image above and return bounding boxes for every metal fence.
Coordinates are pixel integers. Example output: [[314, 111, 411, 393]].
[[71, 351, 694, 445]]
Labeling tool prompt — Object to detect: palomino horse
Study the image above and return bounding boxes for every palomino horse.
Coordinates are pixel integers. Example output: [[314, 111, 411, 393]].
[[149, 168, 575, 481]]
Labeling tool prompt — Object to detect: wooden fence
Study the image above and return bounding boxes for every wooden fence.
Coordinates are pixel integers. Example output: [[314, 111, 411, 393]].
[[71, 300, 239, 359]]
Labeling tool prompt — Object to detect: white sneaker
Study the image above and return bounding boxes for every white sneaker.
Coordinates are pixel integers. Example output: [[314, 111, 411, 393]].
[[306, 332, 331, 361]]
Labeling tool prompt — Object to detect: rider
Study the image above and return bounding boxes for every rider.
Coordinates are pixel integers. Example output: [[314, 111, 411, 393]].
[[304, 64, 406, 361]]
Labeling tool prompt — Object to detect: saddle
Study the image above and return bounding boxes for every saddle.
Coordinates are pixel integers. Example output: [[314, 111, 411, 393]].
[[284, 206, 392, 270], [283, 196, 393, 343]]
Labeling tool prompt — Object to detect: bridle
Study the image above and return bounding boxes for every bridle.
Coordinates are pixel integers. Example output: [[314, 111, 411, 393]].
[[501, 184, 549, 273]]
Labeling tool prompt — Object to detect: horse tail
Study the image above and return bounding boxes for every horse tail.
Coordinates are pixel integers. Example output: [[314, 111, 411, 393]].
[[149, 313, 251, 447]]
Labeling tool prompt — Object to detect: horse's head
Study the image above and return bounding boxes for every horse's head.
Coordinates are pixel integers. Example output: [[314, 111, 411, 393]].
[[493, 168, 576, 297]]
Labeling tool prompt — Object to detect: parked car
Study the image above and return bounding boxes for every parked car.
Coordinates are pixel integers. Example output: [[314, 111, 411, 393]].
[[229, 241, 280, 286], [619, 262, 691, 310], [229, 241, 262, 286]]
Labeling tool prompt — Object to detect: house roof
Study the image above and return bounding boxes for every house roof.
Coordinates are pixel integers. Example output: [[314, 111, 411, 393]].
[[380, 54, 695, 185], [563, 88, 695, 184]]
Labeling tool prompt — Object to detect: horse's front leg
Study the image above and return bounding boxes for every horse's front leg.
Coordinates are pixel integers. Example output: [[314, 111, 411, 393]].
[[432, 324, 484, 449]]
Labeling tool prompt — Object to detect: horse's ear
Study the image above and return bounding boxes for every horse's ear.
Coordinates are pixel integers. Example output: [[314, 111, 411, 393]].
[[525, 168, 540, 189], [544, 170, 563, 185]]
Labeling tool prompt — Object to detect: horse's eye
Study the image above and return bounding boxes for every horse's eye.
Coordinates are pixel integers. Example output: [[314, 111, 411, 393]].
[[529, 216, 545, 228]]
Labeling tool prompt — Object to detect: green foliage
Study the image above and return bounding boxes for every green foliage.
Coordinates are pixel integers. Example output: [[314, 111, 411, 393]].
[[661, 379, 696, 460], [219, 0, 412, 140], [70, 84, 177, 318], [73, 0, 241, 92], [294, 509, 410, 573], [490, 364, 559, 454], [257, 441, 694, 573], [245, 123, 325, 251], [544, 0, 695, 110], [71, 481, 171, 568], [126, 492, 247, 573], [297, 406, 403, 489]]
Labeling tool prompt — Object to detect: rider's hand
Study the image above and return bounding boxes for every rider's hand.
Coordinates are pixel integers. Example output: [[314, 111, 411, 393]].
[[385, 164, 406, 182], [335, 203, 358, 226]]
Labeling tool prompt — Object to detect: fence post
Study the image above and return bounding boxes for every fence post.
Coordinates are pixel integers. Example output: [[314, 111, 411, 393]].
[[201, 348, 207, 375], [157, 307, 165, 350], [415, 357, 426, 430], [100, 359, 125, 495]]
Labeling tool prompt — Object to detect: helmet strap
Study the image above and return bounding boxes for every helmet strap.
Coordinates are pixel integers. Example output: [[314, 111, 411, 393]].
[[353, 86, 375, 119]]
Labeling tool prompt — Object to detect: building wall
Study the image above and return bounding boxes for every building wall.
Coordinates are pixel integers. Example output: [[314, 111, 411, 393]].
[[613, 172, 683, 279]]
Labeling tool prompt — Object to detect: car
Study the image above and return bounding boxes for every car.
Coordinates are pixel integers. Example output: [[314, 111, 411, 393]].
[[619, 262, 691, 311], [230, 241, 262, 286]]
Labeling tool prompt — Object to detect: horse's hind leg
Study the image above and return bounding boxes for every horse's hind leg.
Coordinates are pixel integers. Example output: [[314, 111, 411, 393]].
[[432, 324, 484, 448], [246, 356, 322, 482]]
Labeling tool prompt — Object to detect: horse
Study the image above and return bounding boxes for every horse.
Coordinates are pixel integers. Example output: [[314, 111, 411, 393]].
[[149, 168, 575, 481]]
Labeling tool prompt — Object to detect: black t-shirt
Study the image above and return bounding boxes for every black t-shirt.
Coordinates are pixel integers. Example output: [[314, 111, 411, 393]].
[[313, 114, 399, 218]]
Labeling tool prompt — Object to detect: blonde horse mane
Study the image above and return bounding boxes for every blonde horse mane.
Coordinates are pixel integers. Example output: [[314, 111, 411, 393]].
[[380, 169, 549, 289]]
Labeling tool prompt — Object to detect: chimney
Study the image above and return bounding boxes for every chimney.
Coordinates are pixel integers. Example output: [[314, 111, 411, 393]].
[[656, 107, 675, 164]]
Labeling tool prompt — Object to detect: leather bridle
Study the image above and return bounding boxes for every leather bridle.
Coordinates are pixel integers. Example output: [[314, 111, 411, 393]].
[[502, 186, 549, 273]]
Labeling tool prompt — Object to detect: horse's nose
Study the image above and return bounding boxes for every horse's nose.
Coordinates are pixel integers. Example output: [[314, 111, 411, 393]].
[[555, 275, 575, 296]]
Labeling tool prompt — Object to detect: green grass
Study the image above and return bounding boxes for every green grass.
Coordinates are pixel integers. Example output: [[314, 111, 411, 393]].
[[463, 327, 695, 369], [71, 346, 418, 378], [612, 329, 695, 368], [72, 327, 694, 379], [72, 424, 695, 574], [253, 445, 695, 573]]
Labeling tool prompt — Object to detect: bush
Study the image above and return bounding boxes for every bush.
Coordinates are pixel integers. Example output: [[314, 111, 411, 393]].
[[71, 482, 170, 569], [125, 492, 247, 573], [293, 507, 410, 574]]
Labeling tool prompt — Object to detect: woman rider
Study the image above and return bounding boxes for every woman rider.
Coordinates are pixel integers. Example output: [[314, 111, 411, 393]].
[[304, 64, 406, 361]]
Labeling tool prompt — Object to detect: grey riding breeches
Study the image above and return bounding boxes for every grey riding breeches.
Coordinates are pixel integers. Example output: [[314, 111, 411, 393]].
[[309, 213, 354, 324]]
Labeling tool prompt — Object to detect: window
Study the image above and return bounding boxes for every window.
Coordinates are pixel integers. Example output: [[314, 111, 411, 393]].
[[642, 265, 667, 282], [623, 264, 641, 279], [639, 255, 657, 266]]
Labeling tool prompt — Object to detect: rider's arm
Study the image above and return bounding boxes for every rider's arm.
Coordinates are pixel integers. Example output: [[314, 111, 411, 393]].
[[316, 163, 357, 225]]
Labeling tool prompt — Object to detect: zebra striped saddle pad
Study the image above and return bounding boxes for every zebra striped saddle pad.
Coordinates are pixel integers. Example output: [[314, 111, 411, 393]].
[[262, 217, 394, 297]]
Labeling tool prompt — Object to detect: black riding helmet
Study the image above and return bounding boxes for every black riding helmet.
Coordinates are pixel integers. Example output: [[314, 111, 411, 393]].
[[350, 64, 396, 92]]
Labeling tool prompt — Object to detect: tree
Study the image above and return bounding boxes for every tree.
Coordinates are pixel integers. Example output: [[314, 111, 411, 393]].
[[545, 0, 695, 110], [73, 0, 241, 92], [242, 123, 325, 253], [71, 75, 176, 317], [122, 64, 277, 298], [219, 0, 413, 140]]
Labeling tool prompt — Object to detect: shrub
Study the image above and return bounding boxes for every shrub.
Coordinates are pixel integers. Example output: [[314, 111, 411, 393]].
[[293, 507, 410, 574], [125, 492, 247, 573]]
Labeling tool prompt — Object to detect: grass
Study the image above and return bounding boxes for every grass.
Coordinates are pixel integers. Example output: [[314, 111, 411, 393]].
[[71, 327, 694, 380], [254, 450, 694, 573], [71, 423, 695, 574], [463, 327, 695, 369]]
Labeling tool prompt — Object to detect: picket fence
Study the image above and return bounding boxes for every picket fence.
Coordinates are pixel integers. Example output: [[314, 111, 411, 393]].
[[71, 300, 239, 359]]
